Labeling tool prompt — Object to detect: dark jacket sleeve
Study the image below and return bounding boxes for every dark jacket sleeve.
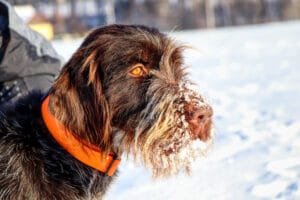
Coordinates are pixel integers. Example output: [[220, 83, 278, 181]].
[[0, 0, 63, 104]]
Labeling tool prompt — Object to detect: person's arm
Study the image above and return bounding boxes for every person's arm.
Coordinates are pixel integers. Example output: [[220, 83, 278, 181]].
[[0, 0, 63, 104]]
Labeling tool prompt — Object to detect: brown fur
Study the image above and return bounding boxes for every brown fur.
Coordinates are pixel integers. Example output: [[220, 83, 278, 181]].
[[0, 24, 213, 199]]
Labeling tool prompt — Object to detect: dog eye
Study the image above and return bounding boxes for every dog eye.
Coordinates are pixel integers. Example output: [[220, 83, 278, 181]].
[[128, 64, 147, 77]]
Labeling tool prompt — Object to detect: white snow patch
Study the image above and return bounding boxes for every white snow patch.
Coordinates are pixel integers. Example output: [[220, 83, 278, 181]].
[[252, 180, 289, 198], [52, 21, 300, 200]]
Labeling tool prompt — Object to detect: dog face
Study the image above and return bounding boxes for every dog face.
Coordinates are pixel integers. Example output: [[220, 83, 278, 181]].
[[50, 25, 213, 177]]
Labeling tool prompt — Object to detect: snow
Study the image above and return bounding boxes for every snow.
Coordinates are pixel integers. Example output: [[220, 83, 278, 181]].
[[52, 21, 300, 200]]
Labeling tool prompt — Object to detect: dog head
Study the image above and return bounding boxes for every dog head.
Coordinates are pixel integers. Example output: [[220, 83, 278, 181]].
[[50, 24, 213, 177]]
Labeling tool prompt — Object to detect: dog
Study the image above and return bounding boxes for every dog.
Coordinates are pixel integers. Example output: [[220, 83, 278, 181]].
[[0, 24, 213, 200]]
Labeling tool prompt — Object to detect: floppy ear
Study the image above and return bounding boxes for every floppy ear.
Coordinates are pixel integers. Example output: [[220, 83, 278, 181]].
[[49, 43, 112, 152], [80, 47, 112, 150]]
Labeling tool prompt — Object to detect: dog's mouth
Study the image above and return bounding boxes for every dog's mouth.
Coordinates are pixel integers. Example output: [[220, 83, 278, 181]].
[[126, 81, 214, 177], [159, 95, 214, 157]]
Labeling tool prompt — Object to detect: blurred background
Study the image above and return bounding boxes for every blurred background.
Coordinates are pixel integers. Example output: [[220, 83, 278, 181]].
[[10, 0, 300, 40], [5, 1, 300, 199]]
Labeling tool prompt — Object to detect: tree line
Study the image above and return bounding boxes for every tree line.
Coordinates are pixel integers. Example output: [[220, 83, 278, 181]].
[[10, 0, 300, 34]]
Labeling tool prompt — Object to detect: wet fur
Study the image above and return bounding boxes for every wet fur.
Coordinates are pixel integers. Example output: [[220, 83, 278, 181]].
[[0, 25, 212, 199], [0, 93, 113, 200]]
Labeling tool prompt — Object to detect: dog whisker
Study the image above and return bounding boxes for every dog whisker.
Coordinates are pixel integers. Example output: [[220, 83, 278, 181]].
[[0, 24, 213, 199]]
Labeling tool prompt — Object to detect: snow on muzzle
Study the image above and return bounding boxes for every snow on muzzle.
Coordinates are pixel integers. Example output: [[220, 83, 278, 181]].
[[134, 80, 214, 177]]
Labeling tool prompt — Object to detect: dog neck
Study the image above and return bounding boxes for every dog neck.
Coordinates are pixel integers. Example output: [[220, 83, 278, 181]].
[[41, 96, 120, 176]]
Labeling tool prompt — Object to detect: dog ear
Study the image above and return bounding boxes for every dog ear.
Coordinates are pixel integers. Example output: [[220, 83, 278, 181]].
[[50, 44, 112, 152], [81, 47, 112, 150]]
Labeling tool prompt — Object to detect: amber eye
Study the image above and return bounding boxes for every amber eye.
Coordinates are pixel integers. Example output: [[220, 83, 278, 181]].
[[128, 64, 147, 77]]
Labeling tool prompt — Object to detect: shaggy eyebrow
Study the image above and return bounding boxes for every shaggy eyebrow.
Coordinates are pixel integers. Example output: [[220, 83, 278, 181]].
[[139, 60, 149, 65]]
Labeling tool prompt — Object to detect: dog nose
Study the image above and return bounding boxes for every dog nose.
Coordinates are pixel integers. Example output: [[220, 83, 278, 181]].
[[190, 104, 213, 124], [185, 103, 213, 141]]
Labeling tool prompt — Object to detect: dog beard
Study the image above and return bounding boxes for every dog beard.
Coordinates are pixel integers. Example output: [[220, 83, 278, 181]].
[[118, 80, 214, 177]]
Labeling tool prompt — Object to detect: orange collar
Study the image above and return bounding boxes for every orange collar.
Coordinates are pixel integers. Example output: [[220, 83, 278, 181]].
[[41, 96, 120, 176]]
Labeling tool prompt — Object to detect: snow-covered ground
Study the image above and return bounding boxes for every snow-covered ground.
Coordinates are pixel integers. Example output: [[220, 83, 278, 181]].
[[53, 21, 300, 200]]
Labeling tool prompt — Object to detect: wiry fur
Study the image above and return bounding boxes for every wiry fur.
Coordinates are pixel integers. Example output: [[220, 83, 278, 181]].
[[0, 93, 113, 200], [0, 24, 213, 199]]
